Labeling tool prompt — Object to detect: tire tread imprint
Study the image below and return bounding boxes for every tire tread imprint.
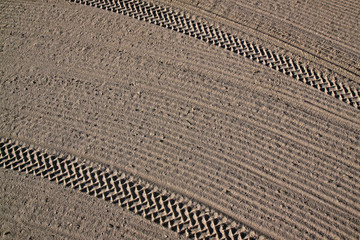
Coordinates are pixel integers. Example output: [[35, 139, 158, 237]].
[[0, 138, 263, 240]]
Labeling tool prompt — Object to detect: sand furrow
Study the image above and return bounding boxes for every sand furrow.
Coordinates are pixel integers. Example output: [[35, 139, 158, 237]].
[[314, 0, 360, 17], [19, 95, 360, 189], [6, 60, 357, 164], [31, 99, 360, 205], [134, 82, 359, 169], [20, 98, 360, 207]]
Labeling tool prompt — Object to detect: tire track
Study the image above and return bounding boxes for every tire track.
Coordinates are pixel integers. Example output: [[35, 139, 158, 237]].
[[0, 138, 263, 240], [67, 0, 360, 109]]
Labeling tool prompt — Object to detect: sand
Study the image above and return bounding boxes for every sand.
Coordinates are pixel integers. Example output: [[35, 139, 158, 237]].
[[0, 0, 359, 239]]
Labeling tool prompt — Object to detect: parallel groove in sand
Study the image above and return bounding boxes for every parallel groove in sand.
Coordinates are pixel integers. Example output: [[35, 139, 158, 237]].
[[314, 0, 359, 18], [0, 138, 261, 240], [23, 85, 360, 206], [67, 0, 360, 109], [27, 96, 360, 207], [235, 0, 360, 32], [22, 78, 360, 186], [20, 70, 358, 174], [4, 50, 357, 160], [231, 0, 360, 52], [9, 77, 358, 238], [18, 98, 360, 204], [14, 75, 359, 182]]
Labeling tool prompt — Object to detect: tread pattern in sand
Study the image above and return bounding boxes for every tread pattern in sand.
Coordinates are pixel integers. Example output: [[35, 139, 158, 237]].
[[68, 0, 360, 109], [0, 138, 263, 240]]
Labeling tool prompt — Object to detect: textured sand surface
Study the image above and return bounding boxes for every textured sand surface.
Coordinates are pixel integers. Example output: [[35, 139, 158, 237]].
[[0, 168, 184, 240], [1, 0, 359, 239]]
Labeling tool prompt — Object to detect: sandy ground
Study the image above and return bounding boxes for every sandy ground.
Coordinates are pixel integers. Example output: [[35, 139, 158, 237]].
[[0, 0, 359, 239], [0, 168, 184, 240]]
